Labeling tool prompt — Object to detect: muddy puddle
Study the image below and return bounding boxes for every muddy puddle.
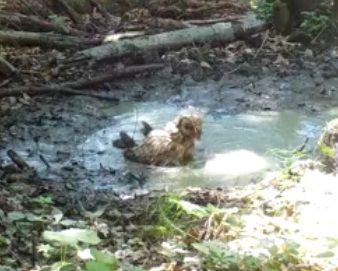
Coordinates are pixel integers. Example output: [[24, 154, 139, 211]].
[[1, 99, 338, 194]]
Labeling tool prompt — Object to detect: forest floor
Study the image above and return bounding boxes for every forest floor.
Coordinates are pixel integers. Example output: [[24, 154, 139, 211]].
[[1, 1, 338, 270]]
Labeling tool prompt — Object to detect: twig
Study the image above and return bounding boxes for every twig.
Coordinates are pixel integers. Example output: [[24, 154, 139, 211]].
[[293, 137, 309, 154], [311, 27, 325, 44], [39, 155, 51, 169], [0, 64, 164, 99], [64, 63, 164, 89], [254, 29, 269, 59], [55, 0, 82, 25], [0, 79, 11, 88], [7, 149, 30, 170], [0, 55, 17, 76], [0, 86, 118, 100]]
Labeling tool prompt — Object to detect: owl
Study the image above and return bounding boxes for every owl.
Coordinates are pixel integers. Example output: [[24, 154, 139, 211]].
[[113, 111, 202, 167]]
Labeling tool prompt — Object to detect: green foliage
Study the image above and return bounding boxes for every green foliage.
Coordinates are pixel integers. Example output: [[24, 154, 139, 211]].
[[268, 145, 306, 176], [84, 249, 118, 271], [48, 14, 67, 28], [266, 242, 303, 269], [42, 229, 119, 270], [147, 194, 242, 243], [318, 138, 334, 157], [43, 228, 101, 247], [193, 240, 311, 271], [300, 11, 332, 38], [254, 0, 275, 20], [193, 241, 241, 270], [31, 195, 54, 205]]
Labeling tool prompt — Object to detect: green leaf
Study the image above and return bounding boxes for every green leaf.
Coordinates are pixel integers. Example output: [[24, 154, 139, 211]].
[[82, 205, 106, 220], [50, 261, 73, 271], [91, 249, 118, 267], [122, 265, 145, 271], [37, 243, 55, 258], [25, 213, 46, 222], [315, 251, 335, 258], [0, 265, 15, 271], [170, 199, 208, 218], [31, 195, 54, 205], [0, 235, 10, 247], [7, 211, 26, 221], [85, 261, 112, 271], [43, 228, 100, 247], [318, 139, 334, 157]]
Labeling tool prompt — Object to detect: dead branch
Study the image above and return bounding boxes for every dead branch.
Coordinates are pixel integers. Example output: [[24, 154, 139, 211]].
[[63, 63, 164, 89], [0, 56, 17, 76], [0, 12, 70, 34], [0, 63, 164, 99], [55, 0, 82, 25], [0, 30, 93, 49], [7, 149, 30, 170], [0, 86, 118, 100], [88, 0, 112, 20], [70, 14, 267, 62]]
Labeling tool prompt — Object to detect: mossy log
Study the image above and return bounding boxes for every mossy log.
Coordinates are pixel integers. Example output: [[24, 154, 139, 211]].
[[70, 13, 267, 62]]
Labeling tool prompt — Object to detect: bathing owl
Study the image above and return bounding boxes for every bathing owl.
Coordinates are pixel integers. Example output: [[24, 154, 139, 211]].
[[114, 110, 202, 167]]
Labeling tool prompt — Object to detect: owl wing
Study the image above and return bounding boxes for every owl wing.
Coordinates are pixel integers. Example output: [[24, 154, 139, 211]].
[[123, 130, 178, 166]]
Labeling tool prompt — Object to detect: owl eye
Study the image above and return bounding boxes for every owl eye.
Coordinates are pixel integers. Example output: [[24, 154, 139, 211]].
[[184, 123, 193, 130]]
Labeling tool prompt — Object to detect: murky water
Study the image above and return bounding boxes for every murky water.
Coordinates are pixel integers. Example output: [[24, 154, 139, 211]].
[[3, 101, 338, 192], [76, 102, 338, 190]]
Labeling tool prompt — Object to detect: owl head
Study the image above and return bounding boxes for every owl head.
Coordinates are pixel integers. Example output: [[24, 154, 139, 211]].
[[175, 110, 202, 139]]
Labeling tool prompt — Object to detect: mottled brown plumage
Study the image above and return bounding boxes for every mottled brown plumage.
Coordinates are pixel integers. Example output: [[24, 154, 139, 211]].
[[123, 111, 202, 167]]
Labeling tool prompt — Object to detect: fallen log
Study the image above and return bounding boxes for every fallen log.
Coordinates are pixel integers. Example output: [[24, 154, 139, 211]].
[[0, 63, 164, 99], [0, 30, 92, 49], [0, 12, 71, 34], [70, 13, 268, 62]]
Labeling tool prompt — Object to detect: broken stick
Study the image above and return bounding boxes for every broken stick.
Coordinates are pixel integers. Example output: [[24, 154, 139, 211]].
[[7, 149, 30, 170], [0, 63, 164, 99]]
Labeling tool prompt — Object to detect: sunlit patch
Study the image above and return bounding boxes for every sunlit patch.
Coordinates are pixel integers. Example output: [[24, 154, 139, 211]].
[[103, 31, 145, 43], [238, 111, 279, 124], [203, 150, 269, 176], [286, 170, 338, 238]]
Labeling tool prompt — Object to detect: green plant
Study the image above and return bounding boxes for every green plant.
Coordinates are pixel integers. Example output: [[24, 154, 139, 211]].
[[193, 241, 262, 271], [268, 146, 306, 174], [300, 11, 332, 38], [148, 195, 242, 242], [48, 14, 67, 28], [84, 249, 118, 271], [42, 228, 118, 271], [31, 195, 54, 205], [266, 242, 303, 269], [318, 137, 334, 157], [254, 0, 275, 20], [193, 240, 312, 271]]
